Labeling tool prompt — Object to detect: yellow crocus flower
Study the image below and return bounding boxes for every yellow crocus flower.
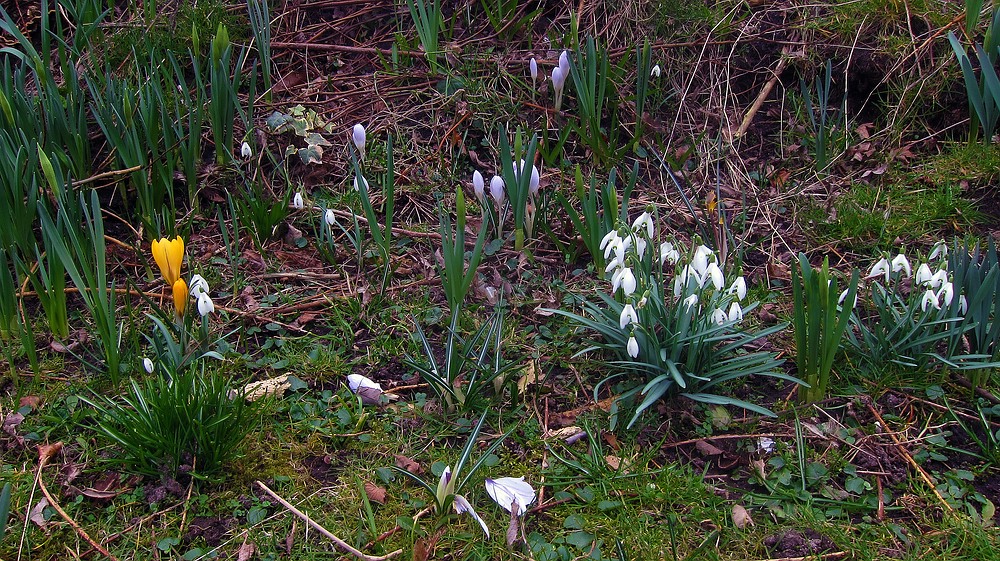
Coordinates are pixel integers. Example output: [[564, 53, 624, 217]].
[[172, 278, 188, 318], [151, 237, 185, 286]]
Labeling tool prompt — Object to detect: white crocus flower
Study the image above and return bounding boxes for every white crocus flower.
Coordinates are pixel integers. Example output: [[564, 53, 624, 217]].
[[712, 308, 727, 325], [660, 242, 680, 266], [529, 57, 538, 87], [347, 374, 383, 404], [189, 274, 210, 300], [627, 335, 639, 358], [632, 212, 654, 239], [472, 170, 485, 203], [197, 293, 215, 317], [891, 254, 911, 278], [552, 66, 567, 110], [651, 64, 661, 78], [867, 257, 891, 283], [619, 304, 638, 330], [929, 240, 948, 261], [921, 289, 940, 311], [453, 494, 489, 537], [352, 123, 366, 159], [485, 477, 536, 516], [704, 262, 724, 291], [528, 165, 540, 198], [490, 175, 505, 207], [683, 294, 699, 310], [728, 277, 747, 301], [143, 357, 154, 374], [325, 209, 336, 226], [292, 191, 304, 209], [558, 50, 570, 76], [915, 263, 933, 286], [937, 281, 955, 307], [241, 141, 252, 159], [728, 302, 744, 322]]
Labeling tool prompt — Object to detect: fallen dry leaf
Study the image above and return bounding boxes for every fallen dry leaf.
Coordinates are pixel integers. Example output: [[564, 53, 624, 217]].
[[364, 481, 387, 504], [29, 498, 49, 528], [732, 504, 755, 529], [37, 442, 63, 465], [695, 440, 724, 457], [2, 412, 24, 436], [239, 375, 291, 401], [394, 454, 421, 474], [517, 361, 538, 395], [236, 540, 256, 561], [19, 395, 42, 410]]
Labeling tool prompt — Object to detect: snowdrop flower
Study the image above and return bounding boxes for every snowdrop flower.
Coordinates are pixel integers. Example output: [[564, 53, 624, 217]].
[[352, 123, 366, 159], [712, 308, 727, 325], [728, 276, 747, 301], [704, 262, 724, 291], [188, 274, 210, 300], [632, 212, 654, 239], [959, 294, 969, 314], [891, 254, 911, 278], [627, 334, 639, 358], [325, 209, 336, 226], [728, 301, 744, 322], [292, 191, 304, 209], [838, 288, 857, 308], [691, 245, 714, 276], [921, 289, 940, 311], [472, 170, 485, 203], [867, 257, 891, 283], [929, 240, 948, 261], [634, 237, 647, 259], [674, 265, 692, 295], [197, 293, 215, 317], [937, 281, 954, 307], [660, 242, 680, 266], [683, 293, 699, 310], [612, 267, 637, 296], [485, 477, 536, 516], [347, 373, 383, 405], [651, 64, 661, 78], [619, 304, 638, 330], [928, 269, 949, 290], [758, 436, 776, 453], [353, 175, 368, 193], [915, 263, 933, 286], [489, 175, 505, 206], [529, 57, 538, 87], [143, 357, 154, 374], [241, 141, 252, 159]]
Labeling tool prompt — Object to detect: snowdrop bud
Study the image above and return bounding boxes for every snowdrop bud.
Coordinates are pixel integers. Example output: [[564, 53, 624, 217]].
[[867, 258, 891, 283], [529, 165, 540, 197], [674, 265, 691, 295], [197, 293, 215, 317], [619, 304, 638, 330], [728, 277, 747, 301], [705, 262, 725, 291], [241, 141, 252, 159], [627, 335, 639, 358], [891, 254, 911, 278], [292, 191, 304, 209], [692, 245, 714, 275], [325, 209, 336, 226], [472, 170, 485, 203], [632, 212, 654, 239], [959, 294, 969, 314], [143, 357, 154, 374], [728, 301, 744, 322], [530, 57, 538, 85], [352, 124, 366, 157], [651, 64, 661, 78], [353, 175, 368, 193], [489, 175, 505, 206], [634, 237, 647, 258]]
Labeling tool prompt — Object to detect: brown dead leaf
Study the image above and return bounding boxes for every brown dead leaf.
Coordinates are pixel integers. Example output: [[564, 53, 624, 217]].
[[364, 481, 387, 504], [394, 454, 421, 474], [295, 312, 319, 326], [2, 412, 24, 436], [695, 440, 724, 457], [732, 504, 755, 529], [506, 508, 520, 547], [545, 426, 583, 441], [285, 520, 296, 556], [29, 498, 49, 528], [602, 432, 620, 451], [604, 455, 622, 470], [236, 541, 256, 561], [37, 442, 63, 465], [517, 361, 538, 395], [19, 395, 42, 410]]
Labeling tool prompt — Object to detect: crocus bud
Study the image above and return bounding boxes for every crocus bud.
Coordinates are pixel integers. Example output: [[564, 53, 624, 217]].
[[551, 67, 566, 111], [352, 124, 366, 158], [473, 170, 485, 203], [241, 141, 252, 159], [347, 374, 383, 405], [528, 165, 540, 197], [529, 57, 538, 86], [558, 50, 570, 76], [143, 357, 154, 374], [293, 191, 304, 209], [489, 175, 505, 206]]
